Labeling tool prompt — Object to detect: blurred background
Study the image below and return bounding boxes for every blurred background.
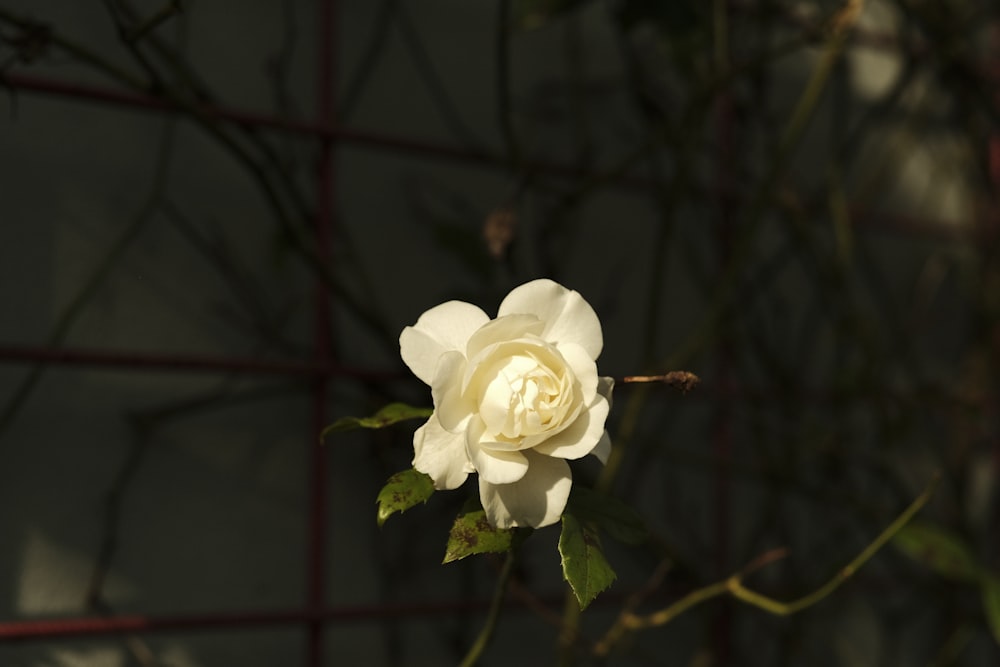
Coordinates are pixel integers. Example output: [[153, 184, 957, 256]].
[[0, 0, 998, 665]]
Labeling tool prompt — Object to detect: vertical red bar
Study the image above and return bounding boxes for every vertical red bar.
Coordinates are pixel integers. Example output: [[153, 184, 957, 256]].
[[712, 2, 734, 661], [712, 103, 734, 665], [990, 24, 1000, 216], [309, 0, 337, 665]]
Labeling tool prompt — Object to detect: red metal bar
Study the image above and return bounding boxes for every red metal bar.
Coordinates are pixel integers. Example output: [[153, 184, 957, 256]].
[[1, 72, 497, 166], [1, 71, 993, 241], [307, 0, 338, 664], [0, 344, 401, 380], [1, 342, 987, 411], [0, 572, 911, 643], [0, 602, 498, 641], [1, 72, 648, 181], [712, 16, 735, 660]]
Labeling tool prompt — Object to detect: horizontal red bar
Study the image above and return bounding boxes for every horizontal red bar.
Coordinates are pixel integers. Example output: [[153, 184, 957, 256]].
[[1, 345, 991, 414], [2, 74, 987, 239], [0, 344, 403, 380], [0, 600, 500, 641], [2, 73, 504, 169]]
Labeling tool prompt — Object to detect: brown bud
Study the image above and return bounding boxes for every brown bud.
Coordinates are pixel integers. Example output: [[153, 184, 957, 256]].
[[483, 206, 517, 259]]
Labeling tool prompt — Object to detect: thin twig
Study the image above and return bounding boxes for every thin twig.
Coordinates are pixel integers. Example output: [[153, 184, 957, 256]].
[[495, 0, 520, 167], [0, 113, 175, 440], [397, 3, 484, 150], [126, 0, 182, 44], [337, 0, 399, 121], [458, 551, 517, 667]]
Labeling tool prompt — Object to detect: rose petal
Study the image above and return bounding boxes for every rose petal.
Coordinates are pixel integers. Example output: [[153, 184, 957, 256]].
[[480, 381, 513, 436], [465, 314, 543, 359], [431, 351, 475, 431], [412, 413, 474, 490], [517, 400, 583, 450], [597, 376, 614, 409], [466, 418, 529, 484], [479, 451, 572, 529], [556, 341, 598, 403], [497, 279, 602, 359], [469, 444, 530, 485], [531, 393, 610, 460], [400, 300, 489, 385], [591, 431, 612, 464]]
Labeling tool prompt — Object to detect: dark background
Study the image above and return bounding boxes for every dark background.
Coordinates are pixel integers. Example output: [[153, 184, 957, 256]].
[[0, 0, 998, 665]]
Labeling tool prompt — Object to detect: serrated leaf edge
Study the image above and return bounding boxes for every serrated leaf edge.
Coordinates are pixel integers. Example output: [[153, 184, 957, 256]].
[[559, 514, 617, 610]]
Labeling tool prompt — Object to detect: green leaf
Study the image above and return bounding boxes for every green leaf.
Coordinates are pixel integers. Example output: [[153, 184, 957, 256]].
[[321, 403, 432, 439], [892, 520, 981, 582], [567, 486, 648, 545], [375, 468, 435, 527], [983, 575, 1000, 646], [559, 513, 616, 610], [512, 0, 595, 30], [443, 506, 514, 563]]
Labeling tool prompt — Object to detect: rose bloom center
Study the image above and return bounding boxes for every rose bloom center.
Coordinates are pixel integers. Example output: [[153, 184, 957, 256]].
[[473, 342, 577, 443]]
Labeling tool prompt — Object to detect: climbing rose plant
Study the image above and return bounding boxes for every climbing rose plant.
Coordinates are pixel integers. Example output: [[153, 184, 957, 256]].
[[324, 278, 944, 659]]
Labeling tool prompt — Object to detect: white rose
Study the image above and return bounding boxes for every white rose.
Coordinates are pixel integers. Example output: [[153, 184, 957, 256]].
[[399, 279, 613, 529]]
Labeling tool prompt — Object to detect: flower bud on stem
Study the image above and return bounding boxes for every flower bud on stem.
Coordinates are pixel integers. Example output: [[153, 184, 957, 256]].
[[620, 371, 700, 394]]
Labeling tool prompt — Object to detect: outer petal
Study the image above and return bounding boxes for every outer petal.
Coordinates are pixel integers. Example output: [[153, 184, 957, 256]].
[[597, 376, 614, 410], [412, 413, 474, 490], [466, 418, 530, 483], [431, 350, 474, 431], [531, 393, 610, 460], [497, 279, 602, 359], [590, 431, 612, 464], [479, 451, 572, 529], [555, 341, 598, 404], [400, 300, 489, 384], [469, 445, 529, 485], [588, 376, 614, 465]]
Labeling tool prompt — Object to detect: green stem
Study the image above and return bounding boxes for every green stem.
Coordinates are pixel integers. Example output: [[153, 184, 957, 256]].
[[458, 550, 517, 667], [595, 473, 938, 657], [730, 471, 938, 616], [555, 593, 581, 667], [594, 579, 730, 657]]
